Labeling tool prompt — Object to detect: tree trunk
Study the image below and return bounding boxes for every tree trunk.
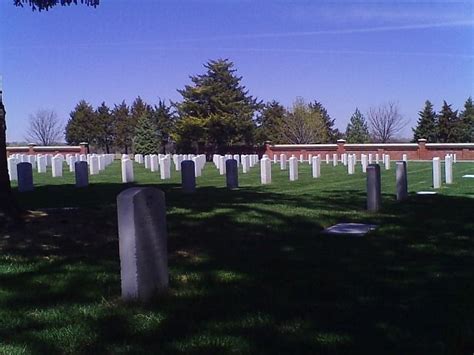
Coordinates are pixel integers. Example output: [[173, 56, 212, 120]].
[[0, 99, 21, 223]]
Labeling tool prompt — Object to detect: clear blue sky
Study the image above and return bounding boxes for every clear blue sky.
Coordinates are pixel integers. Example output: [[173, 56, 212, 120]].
[[1, 0, 473, 142]]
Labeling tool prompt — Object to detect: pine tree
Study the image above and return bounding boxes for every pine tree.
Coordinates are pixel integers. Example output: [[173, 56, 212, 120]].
[[436, 101, 458, 143], [113, 101, 132, 153], [309, 101, 337, 142], [255, 100, 286, 144], [133, 115, 160, 155], [460, 97, 474, 142], [65, 100, 98, 145], [412, 100, 437, 142], [95, 102, 115, 153], [174, 59, 261, 153], [151, 100, 175, 154], [345, 108, 370, 143]]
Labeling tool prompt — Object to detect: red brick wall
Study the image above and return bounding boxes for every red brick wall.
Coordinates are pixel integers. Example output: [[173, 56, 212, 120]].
[[6, 143, 89, 156], [264, 140, 474, 160]]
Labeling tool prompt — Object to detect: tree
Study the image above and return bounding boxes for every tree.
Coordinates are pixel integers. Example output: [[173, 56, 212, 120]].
[[151, 100, 175, 154], [460, 97, 474, 142], [282, 97, 327, 144], [368, 102, 408, 143], [174, 59, 261, 153], [14, 0, 99, 11], [65, 100, 97, 145], [309, 101, 338, 143], [255, 101, 286, 144], [113, 101, 133, 154], [436, 101, 458, 143], [25, 109, 63, 145], [345, 108, 370, 143], [133, 115, 160, 155], [95, 102, 115, 153], [412, 100, 437, 142]]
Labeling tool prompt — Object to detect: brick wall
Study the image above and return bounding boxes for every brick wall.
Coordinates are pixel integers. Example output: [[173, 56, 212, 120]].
[[264, 139, 474, 160], [6, 143, 89, 156]]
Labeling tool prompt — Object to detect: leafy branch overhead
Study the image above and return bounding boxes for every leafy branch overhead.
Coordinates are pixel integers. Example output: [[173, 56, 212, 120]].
[[14, 0, 99, 11]]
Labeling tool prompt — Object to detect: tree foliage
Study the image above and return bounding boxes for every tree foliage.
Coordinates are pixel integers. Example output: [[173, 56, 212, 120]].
[[309, 101, 338, 143], [65, 100, 97, 145], [436, 101, 459, 143], [14, 0, 99, 11], [345, 108, 370, 143], [133, 114, 160, 155], [460, 97, 474, 142], [255, 101, 286, 144], [95, 102, 115, 153], [174, 59, 261, 153], [281, 97, 327, 144], [25, 109, 63, 145], [412, 100, 437, 142], [151, 100, 174, 154]]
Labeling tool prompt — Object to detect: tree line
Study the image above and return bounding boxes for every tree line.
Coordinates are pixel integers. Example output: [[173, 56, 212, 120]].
[[60, 59, 473, 155], [412, 99, 474, 143]]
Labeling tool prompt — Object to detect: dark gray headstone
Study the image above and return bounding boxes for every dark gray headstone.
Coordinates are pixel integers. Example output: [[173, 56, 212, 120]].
[[226, 159, 238, 189], [117, 187, 169, 301], [17, 162, 34, 192], [367, 164, 381, 212], [396, 161, 408, 201], [181, 160, 196, 193], [75, 161, 89, 188]]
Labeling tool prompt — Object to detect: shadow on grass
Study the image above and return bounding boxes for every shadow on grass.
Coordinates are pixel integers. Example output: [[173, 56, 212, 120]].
[[0, 183, 473, 354]]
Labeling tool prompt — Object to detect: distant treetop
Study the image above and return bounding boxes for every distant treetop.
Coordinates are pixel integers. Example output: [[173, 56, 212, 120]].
[[14, 0, 99, 11]]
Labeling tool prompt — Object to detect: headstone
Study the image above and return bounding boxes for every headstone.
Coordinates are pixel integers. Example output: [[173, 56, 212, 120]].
[[90, 156, 99, 175], [181, 160, 196, 193], [348, 155, 355, 175], [396, 161, 408, 201], [233, 154, 240, 167], [333, 154, 338, 167], [226, 159, 238, 189], [289, 156, 298, 181], [375, 153, 379, 164], [37, 155, 47, 173], [122, 159, 134, 183], [260, 157, 271, 184], [75, 161, 89, 188], [144, 155, 151, 169], [219, 156, 226, 175], [242, 155, 250, 173], [432, 157, 441, 189], [273, 155, 277, 164], [326, 154, 329, 164], [308, 154, 313, 165], [445, 155, 453, 184], [361, 154, 368, 173], [299, 154, 304, 163], [367, 164, 381, 212], [150, 155, 159, 172], [368, 153, 373, 164], [17, 162, 34, 192], [117, 187, 169, 301], [68, 156, 77, 172], [384, 155, 390, 170], [159, 157, 171, 180], [52, 157, 63, 177], [402, 154, 408, 162], [312, 156, 320, 178], [280, 154, 287, 170], [7, 157, 18, 181]]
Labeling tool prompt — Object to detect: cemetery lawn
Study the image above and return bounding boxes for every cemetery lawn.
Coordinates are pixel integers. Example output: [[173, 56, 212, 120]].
[[2, 161, 474, 354]]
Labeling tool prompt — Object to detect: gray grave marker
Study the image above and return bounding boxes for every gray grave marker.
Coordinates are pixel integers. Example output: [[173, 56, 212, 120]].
[[367, 164, 381, 212], [75, 161, 89, 188], [181, 160, 196, 193], [396, 161, 408, 201], [226, 159, 238, 189], [17, 162, 34, 192]]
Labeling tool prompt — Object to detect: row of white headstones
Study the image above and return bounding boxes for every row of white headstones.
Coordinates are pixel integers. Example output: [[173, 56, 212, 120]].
[[7, 153, 116, 181], [122, 153, 207, 183]]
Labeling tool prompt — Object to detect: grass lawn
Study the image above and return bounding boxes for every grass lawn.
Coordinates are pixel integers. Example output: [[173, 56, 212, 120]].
[[1, 160, 474, 354]]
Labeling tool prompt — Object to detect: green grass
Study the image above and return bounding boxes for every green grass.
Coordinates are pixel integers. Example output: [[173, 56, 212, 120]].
[[2, 160, 474, 354]]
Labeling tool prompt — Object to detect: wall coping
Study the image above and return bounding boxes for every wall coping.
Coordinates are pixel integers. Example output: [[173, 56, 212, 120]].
[[7, 146, 82, 150]]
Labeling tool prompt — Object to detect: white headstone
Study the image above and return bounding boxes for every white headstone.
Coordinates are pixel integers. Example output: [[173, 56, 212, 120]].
[[385, 155, 390, 170], [312, 156, 320, 178], [122, 159, 134, 183], [7, 157, 18, 181], [260, 157, 271, 184], [90, 156, 99, 175], [37, 155, 47, 173], [289, 157, 298, 181], [51, 157, 63, 177], [445, 155, 453, 184], [280, 154, 287, 170], [432, 157, 441, 189]]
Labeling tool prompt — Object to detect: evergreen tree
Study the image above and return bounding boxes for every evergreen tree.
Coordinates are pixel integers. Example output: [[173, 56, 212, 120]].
[[412, 100, 437, 142], [133, 115, 160, 155], [345, 108, 370, 143], [309, 101, 337, 142], [65, 100, 97, 145], [113, 101, 132, 153], [436, 101, 458, 143], [174, 59, 261, 153], [255, 100, 286, 144], [460, 97, 474, 142], [95, 102, 115, 153], [151, 100, 175, 154]]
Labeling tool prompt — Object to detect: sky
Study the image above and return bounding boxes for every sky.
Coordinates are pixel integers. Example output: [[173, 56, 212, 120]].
[[0, 0, 473, 142]]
